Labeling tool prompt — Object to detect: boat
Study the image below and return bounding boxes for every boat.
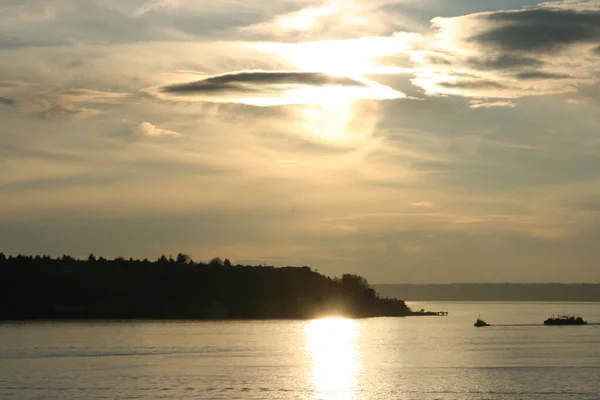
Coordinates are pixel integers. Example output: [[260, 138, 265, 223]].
[[474, 317, 490, 327], [543, 315, 587, 326]]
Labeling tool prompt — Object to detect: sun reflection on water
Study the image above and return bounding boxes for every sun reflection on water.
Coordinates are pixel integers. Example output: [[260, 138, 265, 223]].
[[305, 318, 361, 400]]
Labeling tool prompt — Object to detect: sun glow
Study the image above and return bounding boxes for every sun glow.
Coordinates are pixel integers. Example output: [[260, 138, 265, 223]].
[[251, 35, 412, 143], [256, 34, 417, 77], [305, 318, 361, 400]]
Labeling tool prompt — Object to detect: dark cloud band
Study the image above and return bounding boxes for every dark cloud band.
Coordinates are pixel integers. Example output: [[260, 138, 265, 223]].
[[439, 80, 506, 90], [162, 71, 368, 95], [0, 97, 15, 105], [471, 9, 600, 52], [514, 71, 572, 80], [466, 54, 544, 71]]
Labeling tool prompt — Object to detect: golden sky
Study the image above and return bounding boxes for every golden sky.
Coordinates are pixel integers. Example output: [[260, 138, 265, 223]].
[[2, 0, 600, 282]]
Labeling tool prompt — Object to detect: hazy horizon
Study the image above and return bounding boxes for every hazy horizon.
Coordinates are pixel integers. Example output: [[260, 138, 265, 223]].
[[2, 0, 600, 283]]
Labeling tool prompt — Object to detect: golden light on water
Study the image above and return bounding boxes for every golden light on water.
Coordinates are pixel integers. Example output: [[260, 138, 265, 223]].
[[305, 318, 361, 400]]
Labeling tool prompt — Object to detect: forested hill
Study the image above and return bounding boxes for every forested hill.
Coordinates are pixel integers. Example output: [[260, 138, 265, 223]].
[[0, 253, 410, 320]]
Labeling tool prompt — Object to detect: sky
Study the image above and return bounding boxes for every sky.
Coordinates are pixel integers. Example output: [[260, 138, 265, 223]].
[[1, 0, 600, 283]]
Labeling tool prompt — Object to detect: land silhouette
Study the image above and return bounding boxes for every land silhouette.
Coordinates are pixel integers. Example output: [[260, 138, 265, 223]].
[[374, 283, 600, 302], [0, 253, 419, 320]]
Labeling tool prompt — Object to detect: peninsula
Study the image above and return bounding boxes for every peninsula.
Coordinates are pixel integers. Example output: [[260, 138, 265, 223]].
[[0, 253, 419, 320]]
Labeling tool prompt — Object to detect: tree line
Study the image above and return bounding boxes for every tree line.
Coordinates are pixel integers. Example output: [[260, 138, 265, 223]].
[[0, 253, 411, 320]]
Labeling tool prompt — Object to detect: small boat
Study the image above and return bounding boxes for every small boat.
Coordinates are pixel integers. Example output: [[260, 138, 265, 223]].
[[543, 315, 587, 326], [474, 317, 490, 327]]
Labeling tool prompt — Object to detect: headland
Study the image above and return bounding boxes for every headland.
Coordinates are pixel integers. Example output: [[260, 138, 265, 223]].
[[0, 253, 433, 320]]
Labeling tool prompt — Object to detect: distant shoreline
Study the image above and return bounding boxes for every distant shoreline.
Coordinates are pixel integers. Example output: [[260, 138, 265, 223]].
[[374, 283, 600, 302]]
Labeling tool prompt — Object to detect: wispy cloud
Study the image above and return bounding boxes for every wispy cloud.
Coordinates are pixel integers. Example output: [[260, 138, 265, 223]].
[[136, 121, 181, 138], [540, 0, 600, 10], [43, 105, 105, 120], [0, 82, 130, 118], [411, 201, 436, 209], [240, 2, 340, 34], [237, 0, 427, 41], [0, 96, 15, 105], [132, 0, 181, 17], [469, 100, 516, 109], [0, 82, 129, 118]]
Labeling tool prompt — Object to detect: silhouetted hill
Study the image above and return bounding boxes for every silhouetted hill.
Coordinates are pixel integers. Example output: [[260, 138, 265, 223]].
[[373, 284, 600, 302], [0, 253, 412, 320]]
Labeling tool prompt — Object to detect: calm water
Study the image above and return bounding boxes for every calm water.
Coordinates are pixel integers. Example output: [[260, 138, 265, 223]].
[[1, 302, 599, 399]]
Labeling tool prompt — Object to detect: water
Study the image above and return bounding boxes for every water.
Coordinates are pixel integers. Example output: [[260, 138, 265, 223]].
[[1, 302, 599, 399]]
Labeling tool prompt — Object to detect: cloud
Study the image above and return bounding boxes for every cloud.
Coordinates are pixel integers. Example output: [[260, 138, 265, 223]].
[[0, 0, 55, 25], [0, 0, 344, 48], [237, 0, 427, 42], [566, 98, 585, 104], [133, 0, 181, 17], [152, 70, 404, 106], [136, 121, 181, 137], [0, 97, 15, 105], [466, 54, 545, 70], [410, 3, 600, 99], [514, 71, 573, 80], [470, 9, 600, 53], [162, 71, 370, 93], [438, 80, 507, 90], [469, 100, 516, 109], [43, 105, 104, 120], [0, 82, 130, 118], [240, 2, 339, 34], [411, 201, 436, 209], [58, 89, 131, 104], [540, 0, 600, 11]]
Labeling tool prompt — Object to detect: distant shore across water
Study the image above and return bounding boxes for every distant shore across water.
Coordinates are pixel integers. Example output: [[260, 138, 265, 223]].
[[373, 283, 600, 302]]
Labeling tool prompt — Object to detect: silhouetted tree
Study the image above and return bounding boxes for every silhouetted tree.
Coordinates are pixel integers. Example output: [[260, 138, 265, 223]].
[[223, 258, 232, 267], [209, 257, 223, 266], [341, 274, 370, 289], [88, 254, 96, 262], [176, 253, 191, 264]]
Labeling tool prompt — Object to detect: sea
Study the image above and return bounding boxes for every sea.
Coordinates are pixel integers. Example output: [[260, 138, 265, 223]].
[[1, 302, 599, 400]]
